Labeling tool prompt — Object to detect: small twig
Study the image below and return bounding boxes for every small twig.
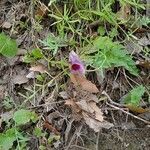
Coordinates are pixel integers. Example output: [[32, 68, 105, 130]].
[[102, 91, 150, 124], [106, 102, 150, 124], [28, 100, 65, 109], [65, 127, 78, 150], [65, 119, 74, 144], [96, 130, 100, 150], [102, 91, 125, 107]]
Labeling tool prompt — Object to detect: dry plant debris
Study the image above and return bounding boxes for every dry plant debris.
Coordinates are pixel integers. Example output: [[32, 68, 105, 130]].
[[65, 74, 114, 132], [65, 51, 113, 132], [0, 0, 150, 149]]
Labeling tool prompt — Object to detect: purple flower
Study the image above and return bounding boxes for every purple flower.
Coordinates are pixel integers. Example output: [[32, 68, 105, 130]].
[[69, 51, 85, 74]]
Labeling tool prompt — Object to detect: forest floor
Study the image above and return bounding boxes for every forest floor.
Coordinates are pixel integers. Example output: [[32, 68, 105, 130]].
[[0, 0, 150, 150]]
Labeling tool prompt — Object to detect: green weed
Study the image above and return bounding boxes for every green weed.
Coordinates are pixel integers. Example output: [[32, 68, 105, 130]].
[[39, 33, 68, 56], [124, 85, 145, 106], [0, 109, 38, 150], [82, 36, 139, 76], [0, 33, 18, 57]]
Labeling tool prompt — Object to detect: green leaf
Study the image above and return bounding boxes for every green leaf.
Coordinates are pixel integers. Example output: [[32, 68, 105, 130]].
[[0, 33, 18, 57], [97, 26, 105, 36], [23, 48, 43, 63], [33, 127, 46, 138], [124, 85, 145, 106], [90, 36, 138, 76], [39, 33, 67, 56], [109, 28, 118, 38], [32, 48, 43, 59], [130, 85, 145, 106], [48, 135, 60, 144], [13, 109, 38, 125], [0, 128, 29, 150], [0, 128, 16, 150]]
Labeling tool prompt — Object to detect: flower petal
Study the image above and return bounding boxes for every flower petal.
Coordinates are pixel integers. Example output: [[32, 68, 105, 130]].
[[69, 51, 85, 74]]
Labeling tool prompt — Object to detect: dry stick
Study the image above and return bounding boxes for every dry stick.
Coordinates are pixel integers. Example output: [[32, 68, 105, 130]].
[[96, 130, 101, 150], [106, 102, 150, 124], [102, 91, 126, 107], [102, 91, 150, 125], [65, 127, 79, 150]]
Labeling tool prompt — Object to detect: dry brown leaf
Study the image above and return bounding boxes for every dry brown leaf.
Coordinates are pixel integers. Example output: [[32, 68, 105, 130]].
[[65, 99, 81, 113], [26, 71, 36, 79], [43, 121, 60, 135], [126, 104, 149, 114], [12, 74, 29, 85], [136, 60, 150, 69], [82, 112, 113, 132], [89, 101, 103, 122], [76, 100, 94, 114], [35, 2, 48, 18], [70, 74, 99, 93], [30, 63, 47, 73], [83, 112, 100, 132]]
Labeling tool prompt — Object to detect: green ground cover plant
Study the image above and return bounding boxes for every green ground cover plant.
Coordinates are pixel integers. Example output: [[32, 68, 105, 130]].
[[0, 33, 18, 57], [0, 0, 149, 149]]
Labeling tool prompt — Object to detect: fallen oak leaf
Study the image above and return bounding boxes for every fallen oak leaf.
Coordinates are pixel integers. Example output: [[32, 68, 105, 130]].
[[70, 74, 99, 93]]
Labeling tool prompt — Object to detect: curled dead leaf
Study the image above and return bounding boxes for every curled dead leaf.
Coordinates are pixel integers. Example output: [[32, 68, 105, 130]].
[[70, 74, 99, 93]]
